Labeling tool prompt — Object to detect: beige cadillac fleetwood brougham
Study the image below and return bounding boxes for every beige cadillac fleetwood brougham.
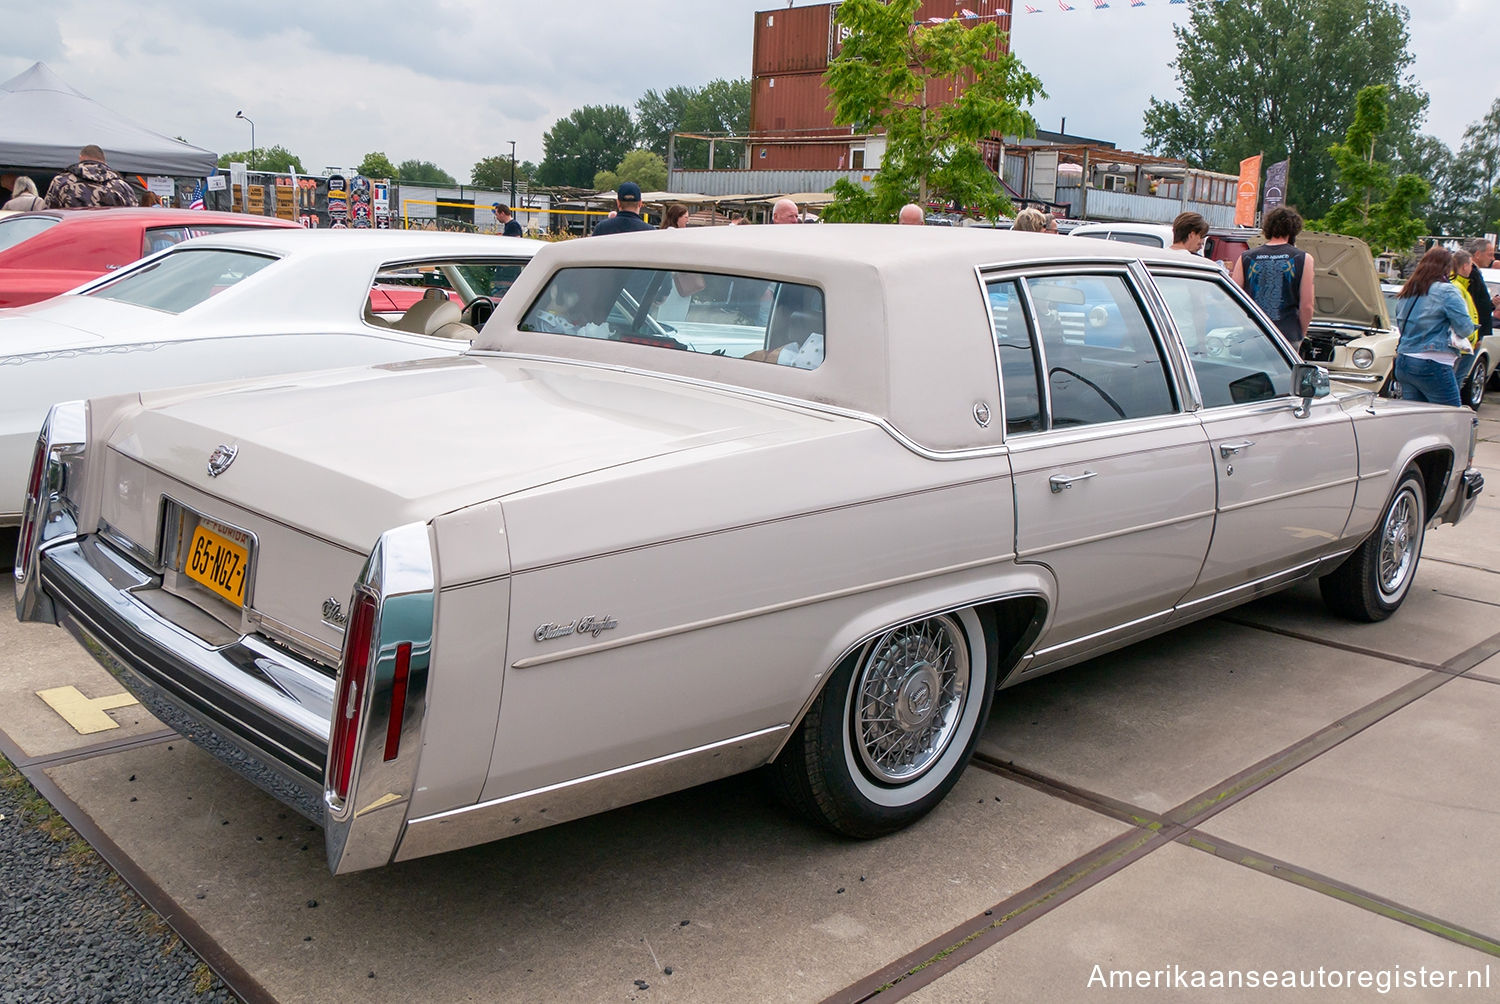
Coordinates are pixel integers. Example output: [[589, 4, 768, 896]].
[[15, 227, 1483, 873]]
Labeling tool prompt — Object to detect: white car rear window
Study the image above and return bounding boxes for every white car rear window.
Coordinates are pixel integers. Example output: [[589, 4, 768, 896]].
[[85, 248, 276, 314]]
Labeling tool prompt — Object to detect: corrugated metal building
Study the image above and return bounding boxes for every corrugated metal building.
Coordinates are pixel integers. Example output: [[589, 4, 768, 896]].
[[747, 0, 1015, 171]]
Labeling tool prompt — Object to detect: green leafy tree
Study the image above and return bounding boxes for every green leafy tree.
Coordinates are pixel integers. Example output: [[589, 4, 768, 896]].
[[471, 155, 529, 191], [536, 105, 637, 188], [356, 151, 398, 179], [217, 145, 304, 173], [638, 78, 751, 170], [594, 149, 669, 193], [1440, 100, 1500, 235], [396, 159, 457, 185], [820, 0, 1042, 222], [1142, 0, 1425, 219], [1312, 86, 1427, 253]]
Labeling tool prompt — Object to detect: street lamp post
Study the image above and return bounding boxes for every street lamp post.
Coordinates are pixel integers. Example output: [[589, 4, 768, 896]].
[[508, 140, 518, 211], [235, 110, 256, 170]]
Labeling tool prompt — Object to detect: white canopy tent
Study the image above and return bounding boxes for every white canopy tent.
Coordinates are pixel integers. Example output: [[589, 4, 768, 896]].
[[0, 62, 216, 176]]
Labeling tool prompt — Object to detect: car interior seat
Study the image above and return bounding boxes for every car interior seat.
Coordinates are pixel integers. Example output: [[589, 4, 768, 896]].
[[393, 298, 477, 340]]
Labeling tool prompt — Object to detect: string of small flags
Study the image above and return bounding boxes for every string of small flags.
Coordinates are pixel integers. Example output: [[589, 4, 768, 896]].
[[1021, 0, 1198, 11]]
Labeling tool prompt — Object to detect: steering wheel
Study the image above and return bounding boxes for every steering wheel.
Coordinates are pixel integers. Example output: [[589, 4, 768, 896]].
[[463, 295, 496, 328], [1049, 366, 1128, 420]]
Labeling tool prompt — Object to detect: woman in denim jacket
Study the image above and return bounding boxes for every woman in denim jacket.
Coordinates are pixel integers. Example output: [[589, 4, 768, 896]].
[[1393, 246, 1476, 406]]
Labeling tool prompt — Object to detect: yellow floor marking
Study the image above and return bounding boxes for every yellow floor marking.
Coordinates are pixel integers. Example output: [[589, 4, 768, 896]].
[[36, 686, 141, 735]]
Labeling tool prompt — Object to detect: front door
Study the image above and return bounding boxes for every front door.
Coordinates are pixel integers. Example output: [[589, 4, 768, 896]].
[[1152, 272, 1358, 612]]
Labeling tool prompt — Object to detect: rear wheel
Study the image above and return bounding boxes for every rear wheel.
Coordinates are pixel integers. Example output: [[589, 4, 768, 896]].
[[1464, 355, 1488, 410], [1319, 467, 1425, 622], [772, 609, 996, 838], [1378, 370, 1403, 399]]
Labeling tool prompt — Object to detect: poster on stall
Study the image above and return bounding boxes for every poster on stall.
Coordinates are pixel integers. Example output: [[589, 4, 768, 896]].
[[147, 176, 175, 203], [274, 179, 296, 220], [350, 176, 371, 228], [327, 174, 348, 227], [373, 181, 390, 229]]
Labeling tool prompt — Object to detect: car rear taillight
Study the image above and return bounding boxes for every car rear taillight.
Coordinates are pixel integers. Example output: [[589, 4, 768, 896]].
[[329, 589, 379, 803], [16, 437, 47, 578], [384, 643, 412, 762]]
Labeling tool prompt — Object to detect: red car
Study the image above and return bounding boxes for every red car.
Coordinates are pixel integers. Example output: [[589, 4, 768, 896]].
[[0, 207, 298, 308]]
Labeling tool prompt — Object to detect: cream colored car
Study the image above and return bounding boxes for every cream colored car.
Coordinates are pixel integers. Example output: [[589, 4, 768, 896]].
[[1279, 232, 1401, 394], [15, 227, 1483, 873]]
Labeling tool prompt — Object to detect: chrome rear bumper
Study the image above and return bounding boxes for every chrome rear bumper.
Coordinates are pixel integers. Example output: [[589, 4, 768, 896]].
[[33, 536, 334, 823]]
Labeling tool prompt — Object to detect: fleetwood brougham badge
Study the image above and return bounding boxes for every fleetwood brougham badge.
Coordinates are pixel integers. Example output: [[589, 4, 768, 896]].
[[534, 615, 618, 643], [207, 444, 239, 478]]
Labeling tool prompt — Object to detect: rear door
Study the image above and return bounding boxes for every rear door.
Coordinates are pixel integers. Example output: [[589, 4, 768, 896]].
[[989, 269, 1216, 674], [1152, 271, 1358, 613]]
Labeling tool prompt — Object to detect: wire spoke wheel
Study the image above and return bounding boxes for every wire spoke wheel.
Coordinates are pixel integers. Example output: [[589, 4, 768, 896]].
[[851, 615, 970, 785], [1378, 486, 1419, 600]]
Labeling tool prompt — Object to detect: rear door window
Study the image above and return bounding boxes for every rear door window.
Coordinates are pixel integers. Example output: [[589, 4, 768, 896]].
[[1024, 273, 1177, 427]]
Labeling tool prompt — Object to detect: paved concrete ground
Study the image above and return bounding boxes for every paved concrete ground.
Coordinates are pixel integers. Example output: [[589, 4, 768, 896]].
[[3, 401, 1499, 1002]]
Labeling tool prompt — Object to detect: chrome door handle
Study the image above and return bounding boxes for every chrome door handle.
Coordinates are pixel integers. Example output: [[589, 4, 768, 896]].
[[1219, 440, 1255, 458], [1049, 470, 1098, 493]]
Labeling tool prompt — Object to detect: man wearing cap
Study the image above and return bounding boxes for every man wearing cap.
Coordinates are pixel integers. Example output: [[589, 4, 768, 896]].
[[492, 203, 523, 237], [591, 182, 653, 235]]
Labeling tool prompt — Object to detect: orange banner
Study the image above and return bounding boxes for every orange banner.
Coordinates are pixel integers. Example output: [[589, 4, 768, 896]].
[[1235, 155, 1263, 227]]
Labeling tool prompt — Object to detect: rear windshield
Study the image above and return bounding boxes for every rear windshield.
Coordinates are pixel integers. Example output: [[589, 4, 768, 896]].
[[0, 215, 58, 253], [518, 267, 826, 369], [84, 248, 275, 313]]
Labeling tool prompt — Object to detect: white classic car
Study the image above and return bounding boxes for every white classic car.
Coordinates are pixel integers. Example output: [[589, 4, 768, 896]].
[[1287, 232, 1401, 395], [0, 229, 539, 538], [15, 227, 1483, 874]]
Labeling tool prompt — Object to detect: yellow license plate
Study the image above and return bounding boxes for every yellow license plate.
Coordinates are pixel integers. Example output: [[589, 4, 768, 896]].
[[184, 523, 250, 606]]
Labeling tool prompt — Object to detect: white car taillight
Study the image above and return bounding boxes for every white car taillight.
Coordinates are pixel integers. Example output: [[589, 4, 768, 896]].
[[329, 587, 379, 804], [14, 402, 87, 594]]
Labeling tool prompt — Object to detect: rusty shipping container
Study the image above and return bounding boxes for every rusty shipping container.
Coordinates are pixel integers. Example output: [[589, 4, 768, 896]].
[[751, 70, 983, 137], [752, 0, 1012, 77], [747, 141, 852, 172]]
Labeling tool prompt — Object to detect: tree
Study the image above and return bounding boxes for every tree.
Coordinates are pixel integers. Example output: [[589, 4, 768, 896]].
[[396, 160, 457, 185], [217, 145, 304, 173], [1441, 100, 1500, 235], [356, 152, 398, 179], [1312, 86, 1427, 253], [1142, 0, 1425, 219], [471, 155, 529, 191], [638, 79, 751, 170], [594, 149, 668, 193], [820, 0, 1042, 222], [536, 105, 636, 188]]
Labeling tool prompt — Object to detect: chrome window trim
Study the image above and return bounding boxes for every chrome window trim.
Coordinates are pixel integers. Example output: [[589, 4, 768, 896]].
[[1003, 409, 1207, 454], [976, 271, 1045, 438]]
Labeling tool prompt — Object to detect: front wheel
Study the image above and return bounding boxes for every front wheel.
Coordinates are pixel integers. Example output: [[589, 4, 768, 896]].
[[1319, 467, 1425, 622], [771, 609, 996, 838]]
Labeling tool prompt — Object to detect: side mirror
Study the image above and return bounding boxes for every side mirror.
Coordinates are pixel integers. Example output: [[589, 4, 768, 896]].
[[1291, 363, 1330, 417]]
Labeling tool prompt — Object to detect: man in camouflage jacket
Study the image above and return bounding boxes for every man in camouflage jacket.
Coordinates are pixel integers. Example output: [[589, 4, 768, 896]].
[[44, 145, 137, 208]]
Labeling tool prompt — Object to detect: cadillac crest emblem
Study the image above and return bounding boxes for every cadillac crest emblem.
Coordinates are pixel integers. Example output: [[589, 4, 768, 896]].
[[207, 444, 238, 478]]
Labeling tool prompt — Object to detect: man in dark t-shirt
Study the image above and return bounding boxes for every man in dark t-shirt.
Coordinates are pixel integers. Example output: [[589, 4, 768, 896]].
[[1233, 206, 1315, 347], [492, 203, 523, 237]]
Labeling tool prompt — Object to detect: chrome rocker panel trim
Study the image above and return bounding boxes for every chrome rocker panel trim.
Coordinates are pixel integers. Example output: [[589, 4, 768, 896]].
[[36, 536, 334, 824]]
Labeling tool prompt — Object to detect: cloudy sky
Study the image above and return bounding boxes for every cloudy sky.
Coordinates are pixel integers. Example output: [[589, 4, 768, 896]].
[[1, 1, 1490, 180]]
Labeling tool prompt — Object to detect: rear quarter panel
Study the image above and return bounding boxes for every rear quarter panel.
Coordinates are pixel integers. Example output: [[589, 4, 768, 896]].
[[479, 423, 1023, 803]]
